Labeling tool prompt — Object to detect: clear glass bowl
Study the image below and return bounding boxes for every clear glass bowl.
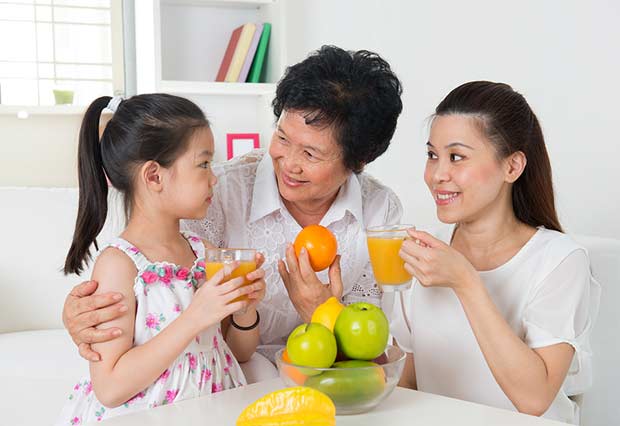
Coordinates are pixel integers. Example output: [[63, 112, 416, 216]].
[[275, 344, 406, 415]]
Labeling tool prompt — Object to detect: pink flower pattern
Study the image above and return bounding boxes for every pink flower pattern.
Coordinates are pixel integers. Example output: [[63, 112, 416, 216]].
[[124, 391, 145, 407], [141, 271, 158, 284], [59, 233, 245, 424], [158, 369, 170, 383], [176, 267, 190, 280], [165, 389, 179, 404], [145, 313, 166, 331], [187, 353, 197, 372], [202, 368, 212, 383], [83, 381, 92, 396]]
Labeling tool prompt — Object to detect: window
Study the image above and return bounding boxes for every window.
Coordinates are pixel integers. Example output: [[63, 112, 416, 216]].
[[0, 0, 124, 107]]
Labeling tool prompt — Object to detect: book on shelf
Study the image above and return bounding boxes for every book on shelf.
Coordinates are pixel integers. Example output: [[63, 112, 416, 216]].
[[215, 25, 243, 82], [247, 22, 271, 83], [225, 23, 257, 82], [215, 22, 272, 84], [237, 23, 263, 82]]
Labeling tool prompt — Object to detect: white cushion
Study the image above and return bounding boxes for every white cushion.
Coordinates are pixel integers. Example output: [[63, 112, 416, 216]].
[[0, 329, 87, 426], [0, 187, 125, 332], [573, 235, 620, 425]]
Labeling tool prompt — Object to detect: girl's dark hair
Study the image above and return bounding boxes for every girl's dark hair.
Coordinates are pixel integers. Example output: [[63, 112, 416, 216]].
[[435, 81, 562, 232], [272, 45, 403, 173], [64, 93, 209, 275]]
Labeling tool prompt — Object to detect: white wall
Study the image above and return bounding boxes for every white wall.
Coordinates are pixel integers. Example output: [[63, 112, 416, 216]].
[[1, 0, 618, 239], [284, 0, 620, 239], [0, 115, 81, 187]]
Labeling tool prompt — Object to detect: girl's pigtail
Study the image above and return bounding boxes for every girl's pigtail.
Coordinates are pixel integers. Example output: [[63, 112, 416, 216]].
[[64, 96, 112, 275]]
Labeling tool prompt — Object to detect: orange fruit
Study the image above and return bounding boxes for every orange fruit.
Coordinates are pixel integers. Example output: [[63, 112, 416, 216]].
[[310, 297, 344, 332], [236, 386, 335, 426], [281, 349, 308, 385], [294, 225, 338, 271]]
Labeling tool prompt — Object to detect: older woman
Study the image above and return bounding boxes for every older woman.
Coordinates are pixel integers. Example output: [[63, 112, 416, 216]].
[[62, 45, 404, 363]]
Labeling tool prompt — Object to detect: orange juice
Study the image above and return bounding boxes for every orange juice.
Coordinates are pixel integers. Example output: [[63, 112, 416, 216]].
[[367, 237, 412, 285], [205, 261, 257, 302]]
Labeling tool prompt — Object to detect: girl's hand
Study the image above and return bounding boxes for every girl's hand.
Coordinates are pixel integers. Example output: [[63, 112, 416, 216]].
[[243, 252, 267, 311], [399, 229, 478, 291], [186, 261, 253, 331]]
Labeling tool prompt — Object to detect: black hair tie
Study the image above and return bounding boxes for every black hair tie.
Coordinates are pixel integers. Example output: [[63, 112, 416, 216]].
[[231, 311, 260, 331]]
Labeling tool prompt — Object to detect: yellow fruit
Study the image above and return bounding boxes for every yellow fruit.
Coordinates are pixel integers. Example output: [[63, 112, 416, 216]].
[[311, 297, 344, 332], [236, 386, 335, 426]]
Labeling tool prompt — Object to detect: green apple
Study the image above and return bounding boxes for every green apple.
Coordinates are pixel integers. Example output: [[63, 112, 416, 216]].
[[304, 360, 386, 406], [286, 322, 337, 369], [333, 302, 389, 360]]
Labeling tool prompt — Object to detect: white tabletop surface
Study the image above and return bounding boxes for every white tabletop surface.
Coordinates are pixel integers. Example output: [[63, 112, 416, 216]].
[[92, 379, 571, 426]]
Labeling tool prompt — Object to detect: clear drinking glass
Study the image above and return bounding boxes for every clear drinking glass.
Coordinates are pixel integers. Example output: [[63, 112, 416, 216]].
[[205, 248, 257, 302], [366, 224, 414, 292]]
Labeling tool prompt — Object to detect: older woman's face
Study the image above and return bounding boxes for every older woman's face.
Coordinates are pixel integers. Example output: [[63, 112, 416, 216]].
[[269, 110, 351, 207]]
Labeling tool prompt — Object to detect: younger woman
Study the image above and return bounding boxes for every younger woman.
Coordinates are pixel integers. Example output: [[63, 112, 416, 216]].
[[392, 81, 599, 424], [57, 94, 265, 425]]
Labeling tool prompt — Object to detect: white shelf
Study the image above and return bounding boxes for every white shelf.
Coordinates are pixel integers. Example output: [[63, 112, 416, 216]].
[[0, 105, 86, 116], [159, 80, 276, 96]]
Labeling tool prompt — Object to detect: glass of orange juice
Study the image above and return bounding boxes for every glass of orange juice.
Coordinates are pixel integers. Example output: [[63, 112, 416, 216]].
[[366, 225, 414, 291], [205, 248, 257, 302]]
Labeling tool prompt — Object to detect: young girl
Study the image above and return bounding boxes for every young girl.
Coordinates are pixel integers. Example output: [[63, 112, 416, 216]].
[[392, 81, 600, 424], [57, 94, 266, 425]]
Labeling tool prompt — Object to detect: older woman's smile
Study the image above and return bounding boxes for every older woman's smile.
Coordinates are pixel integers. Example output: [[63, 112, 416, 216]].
[[280, 171, 308, 188]]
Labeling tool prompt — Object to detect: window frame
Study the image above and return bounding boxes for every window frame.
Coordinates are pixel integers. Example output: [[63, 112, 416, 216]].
[[0, 0, 125, 114]]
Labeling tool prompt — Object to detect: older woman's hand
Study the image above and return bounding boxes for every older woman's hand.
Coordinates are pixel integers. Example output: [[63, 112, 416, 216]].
[[399, 229, 479, 292], [62, 280, 126, 361], [278, 243, 343, 322]]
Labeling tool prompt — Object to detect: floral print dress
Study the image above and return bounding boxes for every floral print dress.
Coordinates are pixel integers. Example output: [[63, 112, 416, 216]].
[[55, 232, 246, 425]]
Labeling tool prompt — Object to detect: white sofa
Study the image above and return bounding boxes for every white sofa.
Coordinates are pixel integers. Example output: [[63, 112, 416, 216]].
[[1, 186, 618, 426], [0, 187, 277, 426]]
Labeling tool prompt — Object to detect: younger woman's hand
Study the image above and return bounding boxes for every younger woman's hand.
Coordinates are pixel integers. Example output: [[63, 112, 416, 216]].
[[399, 229, 478, 291], [186, 261, 254, 331]]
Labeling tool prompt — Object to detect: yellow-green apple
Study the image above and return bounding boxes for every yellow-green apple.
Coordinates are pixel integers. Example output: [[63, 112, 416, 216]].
[[333, 302, 389, 360], [286, 323, 337, 368]]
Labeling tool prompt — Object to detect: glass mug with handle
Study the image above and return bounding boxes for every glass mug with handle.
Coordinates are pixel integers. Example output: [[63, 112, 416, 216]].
[[366, 224, 414, 291], [204, 248, 257, 302]]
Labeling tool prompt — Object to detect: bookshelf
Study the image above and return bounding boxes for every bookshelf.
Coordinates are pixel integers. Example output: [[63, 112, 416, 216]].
[[135, 0, 285, 92], [135, 0, 285, 160]]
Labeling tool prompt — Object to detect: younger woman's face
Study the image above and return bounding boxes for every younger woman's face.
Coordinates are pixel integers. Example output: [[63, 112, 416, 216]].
[[164, 126, 218, 220], [424, 115, 511, 224]]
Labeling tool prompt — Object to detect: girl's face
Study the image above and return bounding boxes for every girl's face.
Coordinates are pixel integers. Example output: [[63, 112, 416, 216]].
[[163, 126, 217, 220], [424, 115, 513, 224], [268, 110, 351, 208]]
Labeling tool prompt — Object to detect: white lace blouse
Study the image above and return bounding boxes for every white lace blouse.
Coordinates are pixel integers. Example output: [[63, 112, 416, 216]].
[[182, 149, 403, 349]]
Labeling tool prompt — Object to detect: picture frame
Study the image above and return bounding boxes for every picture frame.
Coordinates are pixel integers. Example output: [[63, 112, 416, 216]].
[[226, 133, 260, 160]]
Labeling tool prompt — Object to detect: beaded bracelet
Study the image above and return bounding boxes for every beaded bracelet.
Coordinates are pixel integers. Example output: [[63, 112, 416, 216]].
[[231, 311, 260, 331]]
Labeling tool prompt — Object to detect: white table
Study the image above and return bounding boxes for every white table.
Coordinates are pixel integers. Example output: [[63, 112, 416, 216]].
[[93, 379, 570, 425]]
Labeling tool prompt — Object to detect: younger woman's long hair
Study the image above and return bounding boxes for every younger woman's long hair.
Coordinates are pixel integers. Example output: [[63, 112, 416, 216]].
[[434, 81, 563, 232], [64, 94, 209, 275]]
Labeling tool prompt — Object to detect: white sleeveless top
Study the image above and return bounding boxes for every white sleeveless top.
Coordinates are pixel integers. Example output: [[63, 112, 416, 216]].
[[55, 232, 246, 425], [389, 226, 600, 425]]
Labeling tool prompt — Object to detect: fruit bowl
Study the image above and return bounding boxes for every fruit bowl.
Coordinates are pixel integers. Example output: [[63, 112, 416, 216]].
[[275, 344, 406, 415]]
